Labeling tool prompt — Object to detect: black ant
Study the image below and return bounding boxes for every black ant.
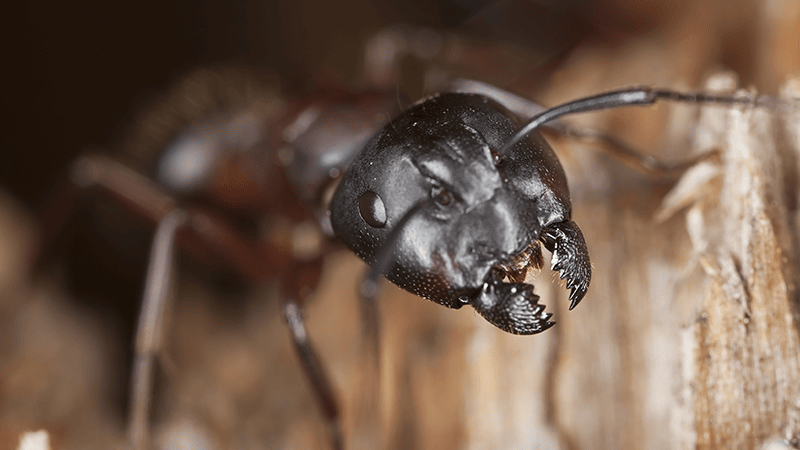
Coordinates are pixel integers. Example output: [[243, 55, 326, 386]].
[[36, 47, 796, 450]]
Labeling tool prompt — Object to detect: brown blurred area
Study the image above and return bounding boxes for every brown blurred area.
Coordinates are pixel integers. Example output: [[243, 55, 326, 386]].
[[3, 0, 800, 449]]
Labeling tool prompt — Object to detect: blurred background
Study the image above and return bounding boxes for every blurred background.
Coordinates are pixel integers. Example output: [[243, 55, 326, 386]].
[[8, 0, 799, 208], [3, 0, 800, 449]]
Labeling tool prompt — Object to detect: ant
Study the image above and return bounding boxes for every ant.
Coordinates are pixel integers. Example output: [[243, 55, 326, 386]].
[[36, 29, 797, 450]]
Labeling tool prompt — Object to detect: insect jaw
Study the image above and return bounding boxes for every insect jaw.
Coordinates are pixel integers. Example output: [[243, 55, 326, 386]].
[[450, 242, 540, 294], [465, 234, 554, 335], [468, 272, 554, 335], [492, 242, 544, 284]]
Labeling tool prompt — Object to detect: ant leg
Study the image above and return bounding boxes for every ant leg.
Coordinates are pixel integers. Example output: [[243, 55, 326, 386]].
[[346, 200, 431, 447], [541, 123, 719, 178], [348, 264, 383, 449], [129, 209, 187, 450], [282, 293, 343, 450], [358, 199, 430, 361], [42, 154, 300, 447], [278, 258, 342, 449], [68, 154, 176, 222], [59, 154, 288, 281], [127, 206, 267, 449], [353, 272, 382, 448]]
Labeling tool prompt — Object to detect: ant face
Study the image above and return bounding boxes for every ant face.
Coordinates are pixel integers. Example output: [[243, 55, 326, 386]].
[[331, 93, 581, 333]]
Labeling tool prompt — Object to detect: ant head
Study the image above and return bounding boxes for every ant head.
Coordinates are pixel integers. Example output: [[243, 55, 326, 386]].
[[330, 93, 572, 321]]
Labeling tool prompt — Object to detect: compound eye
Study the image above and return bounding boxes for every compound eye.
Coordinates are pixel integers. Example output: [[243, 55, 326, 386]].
[[431, 183, 452, 206], [491, 149, 504, 166], [359, 190, 387, 228]]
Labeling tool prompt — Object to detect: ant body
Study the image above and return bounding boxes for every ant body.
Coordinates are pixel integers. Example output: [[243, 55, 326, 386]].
[[34, 26, 797, 450]]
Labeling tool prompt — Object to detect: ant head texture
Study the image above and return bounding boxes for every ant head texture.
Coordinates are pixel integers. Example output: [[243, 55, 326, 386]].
[[330, 93, 591, 334]]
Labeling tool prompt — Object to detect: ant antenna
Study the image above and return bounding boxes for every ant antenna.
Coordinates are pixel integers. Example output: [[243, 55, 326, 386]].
[[356, 197, 431, 364], [360, 198, 431, 327], [497, 87, 789, 157], [351, 198, 429, 449]]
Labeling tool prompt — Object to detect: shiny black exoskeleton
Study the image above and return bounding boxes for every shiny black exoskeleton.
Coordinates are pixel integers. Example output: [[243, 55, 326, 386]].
[[331, 92, 591, 335]]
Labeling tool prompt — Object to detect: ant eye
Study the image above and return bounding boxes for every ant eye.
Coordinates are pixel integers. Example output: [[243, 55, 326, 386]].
[[491, 149, 503, 166], [358, 191, 386, 228], [431, 184, 452, 206]]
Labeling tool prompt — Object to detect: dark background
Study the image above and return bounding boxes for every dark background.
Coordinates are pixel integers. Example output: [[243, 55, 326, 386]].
[[7, 0, 626, 208], [7, 0, 784, 209]]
